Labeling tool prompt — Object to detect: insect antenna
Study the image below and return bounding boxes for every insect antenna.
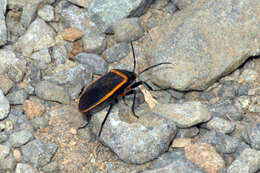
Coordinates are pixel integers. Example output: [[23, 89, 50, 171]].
[[138, 62, 172, 76], [130, 42, 136, 72]]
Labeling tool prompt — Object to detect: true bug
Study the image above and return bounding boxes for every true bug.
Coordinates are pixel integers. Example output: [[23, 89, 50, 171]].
[[78, 42, 170, 136]]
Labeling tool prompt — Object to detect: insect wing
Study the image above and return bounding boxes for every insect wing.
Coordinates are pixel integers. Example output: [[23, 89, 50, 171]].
[[79, 72, 126, 112]]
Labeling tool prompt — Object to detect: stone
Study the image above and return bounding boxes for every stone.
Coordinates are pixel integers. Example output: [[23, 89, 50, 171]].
[[8, 129, 34, 147], [30, 49, 52, 64], [15, 163, 37, 173], [6, 89, 28, 105], [60, 27, 84, 42], [88, 0, 152, 33], [149, 0, 260, 91], [142, 151, 206, 173], [201, 116, 235, 134], [38, 4, 55, 22], [0, 0, 7, 46], [90, 103, 177, 164], [52, 45, 68, 64], [227, 148, 260, 173], [113, 18, 144, 42], [0, 144, 10, 159], [35, 81, 70, 104], [0, 90, 10, 120], [15, 18, 56, 57], [103, 42, 130, 63], [0, 75, 14, 94], [241, 123, 260, 150], [23, 100, 46, 120], [185, 143, 225, 173], [75, 53, 108, 75], [153, 101, 212, 128]]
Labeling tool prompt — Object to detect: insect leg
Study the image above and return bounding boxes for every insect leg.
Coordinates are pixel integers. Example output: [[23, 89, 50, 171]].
[[123, 90, 139, 119], [98, 103, 114, 137]]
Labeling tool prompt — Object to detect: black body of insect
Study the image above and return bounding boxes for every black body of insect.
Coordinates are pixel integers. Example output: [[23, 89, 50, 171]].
[[78, 42, 170, 137]]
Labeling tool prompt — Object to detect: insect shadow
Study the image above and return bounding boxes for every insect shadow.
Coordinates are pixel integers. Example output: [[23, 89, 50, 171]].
[[78, 42, 171, 137]]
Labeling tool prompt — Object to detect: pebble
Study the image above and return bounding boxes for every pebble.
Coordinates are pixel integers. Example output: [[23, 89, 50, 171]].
[[227, 148, 260, 173], [15, 163, 37, 173], [0, 75, 14, 94], [30, 49, 52, 64], [23, 100, 46, 120], [75, 53, 108, 75], [0, 155, 16, 170], [142, 151, 206, 173], [6, 89, 28, 105], [38, 4, 55, 22], [153, 101, 212, 128], [8, 129, 34, 147], [113, 18, 144, 42], [31, 117, 49, 130], [20, 3, 40, 27], [82, 31, 107, 54], [35, 80, 70, 104], [0, 0, 7, 46], [0, 89, 10, 120], [13, 149, 21, 161], [241, 123, 260, 150], [103, 42, 130, 63], [172, 138, 192, 148], [88, 0, 151, 33], [201, 116, 235, 134], [60, 27, 84, 42], [176, 126, 200, 138], [6, 65, 25, 83], [21, 139, 58, 168], [198, 131, 240, 154], [15, 18, 56, 57], [0, 144, 10, 159], [42, 161, 59, 173], [185, 143, 225, 173], [52, 45, 68, 64]]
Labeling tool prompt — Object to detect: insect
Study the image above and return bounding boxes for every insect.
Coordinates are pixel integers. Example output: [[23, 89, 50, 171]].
[[78, 42, 170, 137]]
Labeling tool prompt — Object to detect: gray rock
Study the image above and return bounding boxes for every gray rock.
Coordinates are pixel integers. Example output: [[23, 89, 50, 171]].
[[38, 5, 55, 22], [0, 132, 8, 143], [20, 3, 39, 27], [166, 2, 179, 13], [103, 42, 130, 63], [8, 129, 34, 147], [198, 131, 240, 154], [21, 139, 58, 168], [0, 144, 10, 160], [208, 101, 243, 121], [52, 45, 68, 64], [241, 123, 260, 150], [0, 0, 7, 46], [60, 3, 88, 32], [32, 117, 49, 130], [15, 163, 37, 173], [142, 151, 206, 173], [6, 89, 28, 105], [240, 69, 258, 83], [90, 103, 177, 164], [82, 31, 106, 54], [88, 0, 152, 33], [0, 75, 14, 94], [201, 117, 235, 134], [7, 0, 43, 9], [200, 91, 216, 101], [113, 18, 144, 42], [43, 64, 91, 99], [176, 126, 200, 138], [0, 90, 10, 120], [0, 49, 26, 76], [153, 101, 212, 128], [0, 155, 16, 170], [35, 81, 70, 104], [150, 0, 260, 91], [15, 18, 56, 57], [76, 53, 108, 75], [42, 161, 59, 173], [6, 65, 25, 82], [227, 148, 260, 173], [30, 49, 51, 64]]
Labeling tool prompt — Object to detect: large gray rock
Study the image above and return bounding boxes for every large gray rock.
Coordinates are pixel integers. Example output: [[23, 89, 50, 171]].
[[0, 0, 7, 46], [90, 103, 177, 164], [88, 0, 152, 33], [14, 18, 56, 57], [149, 0, 260, 91], [153, 101, 212, 128]]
